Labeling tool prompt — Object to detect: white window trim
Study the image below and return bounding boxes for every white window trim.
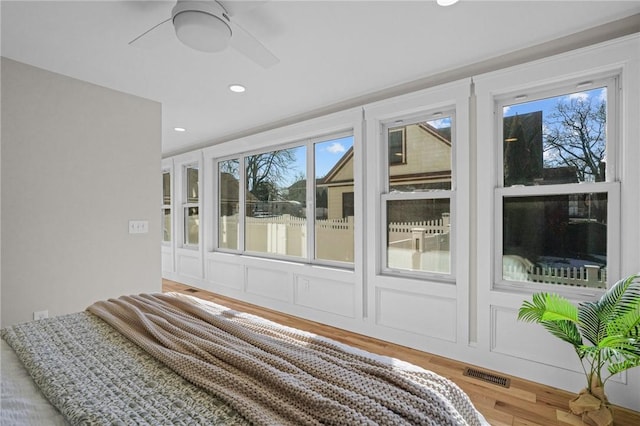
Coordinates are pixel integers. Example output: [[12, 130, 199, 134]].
[[182, 163, 200, 249], [161, 168, 173, 246], [212, 156, 243, 254], [495, 75, 619, 188], [474, 35, 639, 297], [493, 181, 620, 295], [203, 108, 363, 271], [172, 151, 203, 252], [379, 109, 457, 282], [363, 78, 470, 288]]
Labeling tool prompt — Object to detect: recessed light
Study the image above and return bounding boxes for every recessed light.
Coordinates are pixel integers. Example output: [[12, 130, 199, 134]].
[[174, 127, 186, 132], [229, 84, 246, 93], [437, 0, 459, 6]]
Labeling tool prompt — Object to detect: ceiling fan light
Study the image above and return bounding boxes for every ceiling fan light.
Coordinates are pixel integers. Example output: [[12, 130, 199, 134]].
[[173, 11, 231, 53], [437, 0, 459, 6]]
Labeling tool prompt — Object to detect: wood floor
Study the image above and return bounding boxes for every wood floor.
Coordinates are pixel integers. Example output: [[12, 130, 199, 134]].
[[163, 279, 640, 426]]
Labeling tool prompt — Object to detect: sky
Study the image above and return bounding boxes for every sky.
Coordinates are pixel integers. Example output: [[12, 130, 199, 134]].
[[503, 86, 606, 118], [282, 135, 354, 186], [281, 87, 606, 188]]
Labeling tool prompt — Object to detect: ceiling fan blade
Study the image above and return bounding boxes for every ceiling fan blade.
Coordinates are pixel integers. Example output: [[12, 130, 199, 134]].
[[218, 1, 268, 17], [228, 21, 279, 68], [129, 18, 173, 49]]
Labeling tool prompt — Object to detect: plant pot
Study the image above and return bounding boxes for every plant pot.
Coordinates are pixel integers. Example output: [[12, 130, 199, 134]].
[[568, 378, 613, 426]]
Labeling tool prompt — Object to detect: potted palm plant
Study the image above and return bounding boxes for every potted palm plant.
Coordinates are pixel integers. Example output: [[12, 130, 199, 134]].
[[518, 273, 640, 426]]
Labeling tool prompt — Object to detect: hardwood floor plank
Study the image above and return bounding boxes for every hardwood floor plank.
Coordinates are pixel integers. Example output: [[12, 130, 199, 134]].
[[162, 279, 640, 426]]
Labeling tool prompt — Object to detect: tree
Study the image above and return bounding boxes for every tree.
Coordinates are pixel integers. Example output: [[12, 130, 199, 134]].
[[244, 149, 296, 201], [543, 95, 606, 182]]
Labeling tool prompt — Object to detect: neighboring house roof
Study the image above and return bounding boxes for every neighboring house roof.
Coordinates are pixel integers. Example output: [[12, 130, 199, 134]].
[[320, 123, 452, 185]]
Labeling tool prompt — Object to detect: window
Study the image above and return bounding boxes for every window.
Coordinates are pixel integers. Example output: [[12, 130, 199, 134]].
[[183, 165, 199, 247], [496, 77, 618, 289], [245, 146, 307, 258], [382, 113, 454, 276], [215, 132, 355, 266], [315, 135, 354, 263], [162, 171, 171, 243], [218, 159, 240, 250]]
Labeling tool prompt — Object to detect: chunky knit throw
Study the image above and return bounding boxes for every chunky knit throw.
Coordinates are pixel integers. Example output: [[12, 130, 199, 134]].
[[88, 293, 486, 426]]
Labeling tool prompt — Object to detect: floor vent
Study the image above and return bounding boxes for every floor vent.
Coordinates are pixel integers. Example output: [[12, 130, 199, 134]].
[[463, 367, 511, 388], [184, 288, 199, 293]]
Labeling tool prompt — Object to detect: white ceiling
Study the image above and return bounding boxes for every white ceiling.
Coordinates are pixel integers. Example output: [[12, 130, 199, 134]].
[[2, 1, 639, 155]]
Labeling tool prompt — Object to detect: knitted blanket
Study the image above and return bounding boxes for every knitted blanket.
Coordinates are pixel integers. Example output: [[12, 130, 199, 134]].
[[1, 310, 249, 425], [88, 292, 486, 426]]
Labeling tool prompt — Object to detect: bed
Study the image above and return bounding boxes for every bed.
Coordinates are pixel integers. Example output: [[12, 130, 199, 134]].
[[2, 292, 489, 425]]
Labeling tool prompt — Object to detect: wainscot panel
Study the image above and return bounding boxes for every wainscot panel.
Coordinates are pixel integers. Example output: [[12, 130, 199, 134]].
[[177, 252, 202, 279], [206, 259, 244, 290], [294, 275, 355, 318], [375, 288, 457, 342], [246, 267, 291, 302], [161, 250, 173, 273], [490, 306, 581, 372]]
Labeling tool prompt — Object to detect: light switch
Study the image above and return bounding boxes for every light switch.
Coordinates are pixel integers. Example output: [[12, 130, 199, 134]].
[[129, 220, 149, 234]]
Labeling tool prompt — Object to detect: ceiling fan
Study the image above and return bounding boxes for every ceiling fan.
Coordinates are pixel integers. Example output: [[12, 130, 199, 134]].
[[129, 0, 279, 68]]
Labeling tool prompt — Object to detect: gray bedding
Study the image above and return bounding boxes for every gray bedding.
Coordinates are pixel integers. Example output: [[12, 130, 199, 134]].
[[2, 292, 488, 425], [1, 311, 249, 425]]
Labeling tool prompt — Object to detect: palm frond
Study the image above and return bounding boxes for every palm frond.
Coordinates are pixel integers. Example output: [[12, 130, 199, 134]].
[[543, 320, 583, 348], [518, 274, 640, 392], [608, 357, 640, 375], [518, 293, 549, 323], [518, 293, 582, 348], [541, 294, 579, 322], [597, 274, 640, 321], [606, 302, 640, 340], [578, 301, 606, 346]]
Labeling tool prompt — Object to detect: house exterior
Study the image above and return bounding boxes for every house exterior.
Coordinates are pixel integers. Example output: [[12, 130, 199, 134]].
[[318, 123, 452, 221]]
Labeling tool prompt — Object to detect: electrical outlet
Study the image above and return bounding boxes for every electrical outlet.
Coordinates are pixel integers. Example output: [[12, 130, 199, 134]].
[[33, 310, 48, 321]]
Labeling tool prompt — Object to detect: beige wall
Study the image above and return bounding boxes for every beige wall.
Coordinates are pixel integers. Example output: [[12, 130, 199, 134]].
[[1, 58, 162, 327]]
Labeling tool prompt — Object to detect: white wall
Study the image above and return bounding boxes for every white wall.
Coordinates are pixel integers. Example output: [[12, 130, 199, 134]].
[[1, 58, 162, 327]]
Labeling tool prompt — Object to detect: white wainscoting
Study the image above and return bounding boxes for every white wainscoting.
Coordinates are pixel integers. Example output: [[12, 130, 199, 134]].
[[176, 250, 202, 279], [246, 266, 291, 302], [375, 287, 457, 342], [490, 306, 580, 372], [161, 247, 174, 274], [206, 258, 244, 291], [294, 274, 355, 318]]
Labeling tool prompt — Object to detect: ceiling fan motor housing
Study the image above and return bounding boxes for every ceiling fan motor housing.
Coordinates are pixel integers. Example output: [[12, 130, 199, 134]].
[[172, 1, 232, 53]]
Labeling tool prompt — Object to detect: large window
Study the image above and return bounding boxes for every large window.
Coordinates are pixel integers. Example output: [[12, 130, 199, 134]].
[[162, 171, 171, 243], [497, 77, 618, 289], [382, 112, 454, 277], [183, 165, 199, 247], [216, 133, 355, 266]]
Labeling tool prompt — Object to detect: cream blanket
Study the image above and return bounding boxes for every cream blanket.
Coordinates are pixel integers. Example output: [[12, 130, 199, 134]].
[[88, 293, 486, 426]]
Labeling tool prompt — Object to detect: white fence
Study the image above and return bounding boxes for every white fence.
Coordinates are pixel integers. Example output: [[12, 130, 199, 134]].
[[221, 213, 605, 287], [503, 258, 606, 288]]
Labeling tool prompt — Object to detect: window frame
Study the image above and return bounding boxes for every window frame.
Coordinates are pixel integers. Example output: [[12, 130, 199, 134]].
[[161, 169, 172, 245], [379, 109, 457, 281], [216, 157, 242, 253], [212, 130, 356, 269], [492, 74, 621, 292], [182, 163, 200, 249]]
